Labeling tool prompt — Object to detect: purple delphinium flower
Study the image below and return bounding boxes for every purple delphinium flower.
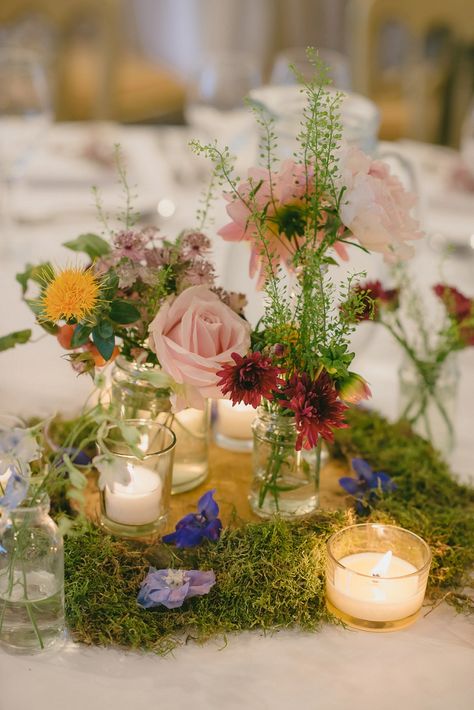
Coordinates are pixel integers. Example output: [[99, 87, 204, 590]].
[[0, 464, 30, 510], [162, 489, 222, 548], [137, 567, 216, 609], [339, 457, 397, 514]]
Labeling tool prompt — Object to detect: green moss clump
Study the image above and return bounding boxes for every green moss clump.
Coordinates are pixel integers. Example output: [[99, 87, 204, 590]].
[[65, 511, 350, 655], [64, 409, 474, 653]]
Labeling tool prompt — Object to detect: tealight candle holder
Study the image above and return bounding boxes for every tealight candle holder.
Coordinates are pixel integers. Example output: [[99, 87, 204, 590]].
[[325, 523, 431, 632], [99, 419, 176, 538], [214, 400, 257, 452]]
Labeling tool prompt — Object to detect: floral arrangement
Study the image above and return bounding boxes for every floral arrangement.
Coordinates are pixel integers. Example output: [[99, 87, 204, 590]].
[[190, 52, 422, 512], [0, 53, 422, 519], [352, 277, 474, 449], [3, 157, 250, 411]]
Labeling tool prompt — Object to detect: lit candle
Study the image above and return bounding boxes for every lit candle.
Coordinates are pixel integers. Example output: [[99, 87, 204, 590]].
[[326, 524, 431, 631], [104, 464, 162, 526], [328, 551, 422, 622], [215, 400, 257, 449]]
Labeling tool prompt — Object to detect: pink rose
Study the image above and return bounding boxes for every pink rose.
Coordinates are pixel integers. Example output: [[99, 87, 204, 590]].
[[148, 285, 251, 410], [337, 148, 423, 261]]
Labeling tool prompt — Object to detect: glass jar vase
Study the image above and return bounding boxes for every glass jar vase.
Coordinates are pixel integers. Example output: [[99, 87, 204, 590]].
[[111, 357, 210, 493], [398, 354, 459, 455], [0, 494, 64, 654], [250, 409, 321, 519], [98, 419, 176, 539]]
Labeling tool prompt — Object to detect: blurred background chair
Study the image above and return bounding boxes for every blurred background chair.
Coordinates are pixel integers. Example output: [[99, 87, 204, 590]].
[[0, 0, 185, 123], [347, 0, 474, 144]]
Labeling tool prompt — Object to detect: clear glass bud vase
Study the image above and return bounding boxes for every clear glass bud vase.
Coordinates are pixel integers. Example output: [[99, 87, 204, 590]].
[[111, 357, 210, 493], [398, 354, 459, 455], [250, 409, 320, 519], [0, 494, 64, 654]]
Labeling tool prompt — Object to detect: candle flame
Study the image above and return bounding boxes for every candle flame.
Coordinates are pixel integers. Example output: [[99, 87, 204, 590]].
[[370, 550, 392, 577]]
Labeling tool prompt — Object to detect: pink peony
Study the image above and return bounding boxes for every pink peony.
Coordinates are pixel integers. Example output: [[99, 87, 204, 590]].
[[337, 148, 423, 261], [218, 160, 310, 286], [148, 285, 251, 410]]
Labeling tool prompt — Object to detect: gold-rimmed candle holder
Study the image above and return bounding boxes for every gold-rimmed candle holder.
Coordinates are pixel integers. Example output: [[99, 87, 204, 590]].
[[325, 523, 431, 632]]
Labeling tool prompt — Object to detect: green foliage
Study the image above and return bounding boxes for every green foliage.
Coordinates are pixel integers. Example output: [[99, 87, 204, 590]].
[[16, 262, 51, 295], [109, 300, 140, 324], [65, 514, 346, 654], [63, 409, 473, 654], [92, 325, 115, 361], [63, 234, 111, 260], [192, 49, 367, 387], [0, 329, 32, 352]]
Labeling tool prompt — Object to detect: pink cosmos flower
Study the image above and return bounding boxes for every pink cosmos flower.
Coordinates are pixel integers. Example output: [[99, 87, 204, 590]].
[[337, 148, 423, 262], [148, 286, 251, 410], [218, 160, 311, 286]]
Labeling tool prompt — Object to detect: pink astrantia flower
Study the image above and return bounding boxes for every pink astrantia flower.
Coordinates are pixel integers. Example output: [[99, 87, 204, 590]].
[[337, 148, 423, 262], [148, 285, 251, 410]]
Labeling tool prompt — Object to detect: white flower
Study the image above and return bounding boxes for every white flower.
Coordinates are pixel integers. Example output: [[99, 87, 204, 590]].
[[0, 428, 41, 476], [92, 454, 131, 491]]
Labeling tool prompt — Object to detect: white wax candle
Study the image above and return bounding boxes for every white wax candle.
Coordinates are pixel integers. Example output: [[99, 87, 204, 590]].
[[327, 552, 424, 622], [104, 464, 162, 526], [215, 400, 257, 440]]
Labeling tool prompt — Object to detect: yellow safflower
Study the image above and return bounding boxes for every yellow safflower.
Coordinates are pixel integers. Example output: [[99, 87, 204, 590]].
[[41, 267, 100, 323]]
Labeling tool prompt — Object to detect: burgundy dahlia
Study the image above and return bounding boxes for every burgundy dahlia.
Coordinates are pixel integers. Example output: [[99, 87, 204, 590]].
[[353, 280, 399, 321], [216, 352, 284, 407], [433, 284, 472, 320], [281, 371, 348, 450]]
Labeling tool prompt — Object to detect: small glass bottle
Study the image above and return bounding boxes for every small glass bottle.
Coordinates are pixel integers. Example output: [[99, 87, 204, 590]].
[[111, 357, 210, 493], [250, 408, 320, 519], [0, 494, 64, 654], [398, 353, 459, 455]]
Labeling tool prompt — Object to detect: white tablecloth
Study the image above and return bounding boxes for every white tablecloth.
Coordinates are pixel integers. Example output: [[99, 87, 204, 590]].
[[0, 124, 473, 710]]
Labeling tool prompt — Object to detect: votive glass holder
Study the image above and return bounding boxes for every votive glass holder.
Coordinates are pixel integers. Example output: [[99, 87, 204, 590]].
[[325, 523, 431, 632], [98, 419, 176, 539]]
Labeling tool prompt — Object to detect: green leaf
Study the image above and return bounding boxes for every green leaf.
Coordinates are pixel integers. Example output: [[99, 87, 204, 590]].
[[322, 256, 339, 267], [109, 300, 140, 324], [63, 234, 111, 260], [96, 320, 114, 339], [92, 327, 115, 361], [62, 454, 88, 490], [0, 329, 32, 352], [118, 422, 141, 450], [71, 324, 93, 348], [24, 299, 57, 334], [16, 263, 51, 295]]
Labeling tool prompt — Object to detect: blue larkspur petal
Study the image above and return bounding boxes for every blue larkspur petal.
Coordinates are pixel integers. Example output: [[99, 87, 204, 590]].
[[351, 458, 374, 484]]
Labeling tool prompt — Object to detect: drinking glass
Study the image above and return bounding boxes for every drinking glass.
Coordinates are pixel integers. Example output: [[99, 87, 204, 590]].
[[185, 51, 262, 152], [271, 47, 351, 91], [0, 48, 52, 244], [460, 97, 474, 175]]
